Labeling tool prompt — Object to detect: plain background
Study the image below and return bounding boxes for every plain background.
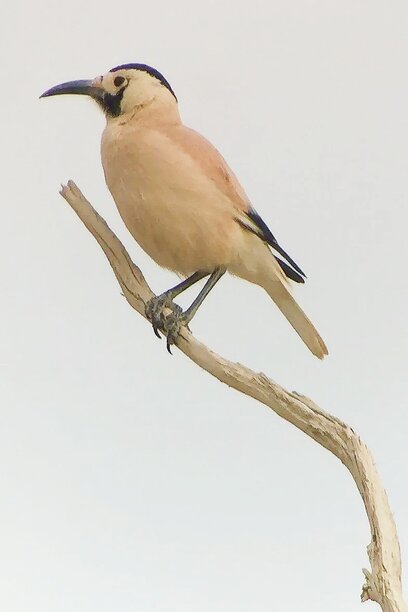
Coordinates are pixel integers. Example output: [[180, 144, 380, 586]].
[[2, 1, 407, 610]]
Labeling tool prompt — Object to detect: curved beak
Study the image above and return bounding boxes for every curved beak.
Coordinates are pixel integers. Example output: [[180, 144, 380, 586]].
[[40, 79, 104, 100]]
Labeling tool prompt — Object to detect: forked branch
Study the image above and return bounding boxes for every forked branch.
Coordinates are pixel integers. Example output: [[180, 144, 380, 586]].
[[60, 180, 406, 611]]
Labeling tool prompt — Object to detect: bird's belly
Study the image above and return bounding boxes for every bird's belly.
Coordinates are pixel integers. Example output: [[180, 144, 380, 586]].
[[102, 136, 240, 276]]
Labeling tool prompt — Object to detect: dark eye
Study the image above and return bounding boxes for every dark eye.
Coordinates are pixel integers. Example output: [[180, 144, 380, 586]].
[[114, 76, 125, 87]]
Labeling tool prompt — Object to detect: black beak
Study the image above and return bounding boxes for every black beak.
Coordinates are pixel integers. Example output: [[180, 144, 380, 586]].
[[40, 79, 104, 100]]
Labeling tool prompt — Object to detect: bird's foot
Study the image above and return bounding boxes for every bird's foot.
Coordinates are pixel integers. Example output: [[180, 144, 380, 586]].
[[145, 295, 184, 348], [162, 310, 190, 354]]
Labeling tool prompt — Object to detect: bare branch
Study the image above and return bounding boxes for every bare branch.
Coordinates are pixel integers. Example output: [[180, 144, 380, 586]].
[[60, 180, 406, 611]]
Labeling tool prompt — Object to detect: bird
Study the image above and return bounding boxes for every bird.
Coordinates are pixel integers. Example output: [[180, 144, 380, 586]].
[[40, 63, 328, 358]]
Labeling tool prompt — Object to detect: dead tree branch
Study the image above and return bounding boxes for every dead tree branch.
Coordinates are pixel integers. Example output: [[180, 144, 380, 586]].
[[60, 180, 406, 611]]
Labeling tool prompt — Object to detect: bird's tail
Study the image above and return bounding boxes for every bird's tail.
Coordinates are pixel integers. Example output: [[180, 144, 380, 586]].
[[265, 280, 328, 359]]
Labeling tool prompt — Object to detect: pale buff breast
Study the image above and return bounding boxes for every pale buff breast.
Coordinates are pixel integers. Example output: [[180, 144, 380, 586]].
[[101, 122, 244, 276]]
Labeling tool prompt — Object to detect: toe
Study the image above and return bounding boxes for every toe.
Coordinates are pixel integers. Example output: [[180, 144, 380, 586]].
[[145, 296, 185, 347], [162, 311, 188, 352]]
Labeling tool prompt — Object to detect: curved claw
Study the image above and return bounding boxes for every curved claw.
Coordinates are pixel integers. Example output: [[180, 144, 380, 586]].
[[152, 324, 162, 339], [146, 301, 163, 339], [145, 295, 183, 348], [162, 311, 188, 353]]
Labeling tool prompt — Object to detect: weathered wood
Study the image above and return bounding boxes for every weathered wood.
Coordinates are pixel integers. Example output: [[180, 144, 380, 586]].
[[60, 180, 406, 611]]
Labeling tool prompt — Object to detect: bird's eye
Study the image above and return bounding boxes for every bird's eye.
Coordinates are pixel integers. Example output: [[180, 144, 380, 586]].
[[114, 76, 125, 87]]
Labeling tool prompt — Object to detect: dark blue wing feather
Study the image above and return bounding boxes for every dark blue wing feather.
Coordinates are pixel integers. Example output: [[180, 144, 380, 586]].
[[244, 207, 306, 283]]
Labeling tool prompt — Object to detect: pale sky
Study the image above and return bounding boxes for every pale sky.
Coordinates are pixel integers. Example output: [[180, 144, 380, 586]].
[[2, 1, 407, 610]]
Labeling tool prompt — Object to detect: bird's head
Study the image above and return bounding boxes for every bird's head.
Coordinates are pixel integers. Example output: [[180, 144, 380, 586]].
[[40, 63, 177, 119]]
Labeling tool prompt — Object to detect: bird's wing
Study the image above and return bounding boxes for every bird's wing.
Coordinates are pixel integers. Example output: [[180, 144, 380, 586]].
[[236, 208, 306, 283], [166, 126, 306, 283], [164, 125, 251, 208]]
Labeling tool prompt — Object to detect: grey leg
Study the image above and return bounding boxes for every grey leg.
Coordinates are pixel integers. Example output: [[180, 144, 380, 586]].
[[162, 267, 226, 352], [146, 270, 210, 338]]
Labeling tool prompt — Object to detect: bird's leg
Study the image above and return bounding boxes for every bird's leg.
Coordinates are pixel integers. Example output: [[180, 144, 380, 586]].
[[145, 270, 210, 338], [163, 267, 226, 352]]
